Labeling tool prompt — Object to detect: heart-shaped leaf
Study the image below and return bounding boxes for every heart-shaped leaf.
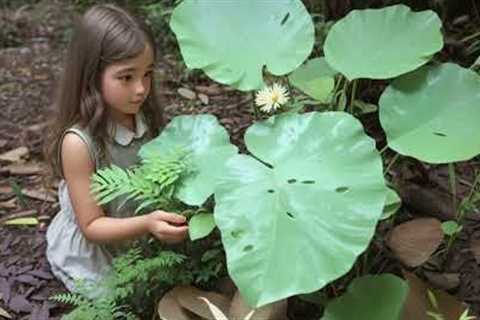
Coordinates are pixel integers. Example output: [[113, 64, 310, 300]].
[[170, 0, 314, 91], [214, 112, 386, 307], [322, 274, 408, 320], [288, 57, 337, 102], [379, 63, 480, 163], [140, 115, 238, 206], [324, 5, 443, 80]]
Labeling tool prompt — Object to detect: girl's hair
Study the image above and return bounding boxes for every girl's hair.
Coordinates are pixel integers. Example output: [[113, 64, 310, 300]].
[[44, 4, 163, 179]]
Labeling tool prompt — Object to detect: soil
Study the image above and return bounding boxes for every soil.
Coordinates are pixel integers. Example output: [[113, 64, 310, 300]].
[[0, 1, 479, 319]]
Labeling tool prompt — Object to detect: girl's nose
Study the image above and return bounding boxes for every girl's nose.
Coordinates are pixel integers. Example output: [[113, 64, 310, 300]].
[[135, 81, 146, 95]]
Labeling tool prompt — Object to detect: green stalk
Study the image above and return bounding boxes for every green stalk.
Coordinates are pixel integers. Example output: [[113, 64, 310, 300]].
[[448, 163, 457, 218], [460, 31, 480, 43], [379, 145, 389, 154], [349, 79, 358, 114], [384, 153, 400, 177]]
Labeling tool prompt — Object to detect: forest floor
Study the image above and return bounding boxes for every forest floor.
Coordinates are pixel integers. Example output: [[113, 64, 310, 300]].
[[0, 1, 479, 319]]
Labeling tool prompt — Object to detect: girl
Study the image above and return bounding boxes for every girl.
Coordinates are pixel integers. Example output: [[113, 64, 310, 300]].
[[44, 4, 188, 293]]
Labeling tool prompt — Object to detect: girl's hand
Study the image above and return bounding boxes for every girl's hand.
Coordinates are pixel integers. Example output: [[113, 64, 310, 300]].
[[146, 210, 188, 243]]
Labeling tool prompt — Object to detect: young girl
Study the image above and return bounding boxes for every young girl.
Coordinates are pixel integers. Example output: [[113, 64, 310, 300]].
[[44, 4, 188, 293]]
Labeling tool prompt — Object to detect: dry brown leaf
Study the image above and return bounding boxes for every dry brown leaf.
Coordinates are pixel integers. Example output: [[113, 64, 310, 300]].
[[386, 218, 443, 267], [0, 147, 29, 163], [0, 306, 12, 319], [175, 285, 230, 320], [0, 185, 13, 193], [27, 123, 48, 132], [402, 271, 468, 320], [195, 85, 223, 96], [228, 290, 288, 320], [469, 238, 480, 264], [157, 289, 196, 320], [198, 93, 209, 105], [4, 162, 43, 175], [178, 88, 197, 100], [423, 271, 460, 291], [21, 189, 56, 202], [0, 198, 16, 209]]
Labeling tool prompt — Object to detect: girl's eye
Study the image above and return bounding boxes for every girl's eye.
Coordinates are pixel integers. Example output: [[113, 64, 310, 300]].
[[119, 75, 132, 82]]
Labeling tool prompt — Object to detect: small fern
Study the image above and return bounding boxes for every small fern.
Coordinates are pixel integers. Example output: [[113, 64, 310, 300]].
[[91, 149, 191, 214], [51, 292, 86, 306]]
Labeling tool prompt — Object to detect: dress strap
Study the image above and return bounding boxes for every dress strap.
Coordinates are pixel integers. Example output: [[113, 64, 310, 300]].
[[58, 126, 99, 178]]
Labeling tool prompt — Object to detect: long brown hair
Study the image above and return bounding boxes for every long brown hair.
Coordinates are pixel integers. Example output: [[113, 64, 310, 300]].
[[44, 4, 163, 179]]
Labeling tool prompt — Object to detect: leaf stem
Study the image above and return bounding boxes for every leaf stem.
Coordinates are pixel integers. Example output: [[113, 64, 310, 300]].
[[349, 79, 358, 113], [448, 163, 457, 218], [384, 153, 400, 176]]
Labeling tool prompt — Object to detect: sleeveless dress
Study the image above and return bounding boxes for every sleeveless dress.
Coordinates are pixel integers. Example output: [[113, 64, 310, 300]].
[[46, 113, 152, 293]]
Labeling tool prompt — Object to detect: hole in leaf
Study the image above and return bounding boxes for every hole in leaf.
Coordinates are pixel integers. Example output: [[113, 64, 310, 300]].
[[287, 179, 297, 184], [281, 12, 290, 25], [335, 186, 349, 193], [433, 132, 447, 137], [301, 180, 315, 184], [243, 245, 254, 252], [267, 189, 275, 193], [231, 230, 244, 238], [286, 212, 295, 219]]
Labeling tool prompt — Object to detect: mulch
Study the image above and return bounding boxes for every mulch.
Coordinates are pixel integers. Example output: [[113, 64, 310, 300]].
[[1, 1, 480, 319]]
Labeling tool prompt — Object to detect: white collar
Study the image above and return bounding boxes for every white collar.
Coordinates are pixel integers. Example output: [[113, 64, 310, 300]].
[[108, 112, 148, 146]]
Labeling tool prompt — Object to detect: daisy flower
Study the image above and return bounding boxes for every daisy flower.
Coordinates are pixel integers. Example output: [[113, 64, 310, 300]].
[[255, 83, 289, 113]]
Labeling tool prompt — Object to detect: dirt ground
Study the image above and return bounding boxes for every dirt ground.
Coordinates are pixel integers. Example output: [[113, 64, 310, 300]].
[[1, 1, 480, 319]]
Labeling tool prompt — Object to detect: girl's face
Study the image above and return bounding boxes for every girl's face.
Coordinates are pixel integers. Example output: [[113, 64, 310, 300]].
[[100, 44, 154, 121]]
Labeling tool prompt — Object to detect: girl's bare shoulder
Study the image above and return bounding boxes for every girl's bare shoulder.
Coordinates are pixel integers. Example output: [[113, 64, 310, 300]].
[[61, 133, 95, 174]]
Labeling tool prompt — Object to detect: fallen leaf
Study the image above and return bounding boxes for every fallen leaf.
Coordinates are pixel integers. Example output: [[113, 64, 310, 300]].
[[402, 271, 468, 320], [176, 285, 230, 320], [469, 238, 480, 264], [0, 306, 12, 319], [229, 290, 288, 320], [178, 88, 197, 100], [29, 302, 49, 320], [9, 294, 32, 313], [195, 85, 223, 95], [387, 218, 444, 267], [198, 93, 209, 105], [0, 147, 29, 163], [27, 123, 48, 132], [0, 140, 7, 148], [423, 272, 460, 291], [0, 199, 16, 209], [4, 163, 43, 175], [198, 297, 229, 320], [21, 189, 56, 202], [0, 186, 12, 194], [157, 289, 195, 320], [3, 217, 38, 226]]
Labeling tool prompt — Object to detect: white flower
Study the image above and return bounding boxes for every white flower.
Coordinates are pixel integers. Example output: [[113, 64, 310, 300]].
[[255, 83, 289, 113]]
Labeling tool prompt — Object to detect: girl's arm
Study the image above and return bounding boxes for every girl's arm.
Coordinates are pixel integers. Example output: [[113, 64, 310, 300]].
[[61, 133, 188, 244]]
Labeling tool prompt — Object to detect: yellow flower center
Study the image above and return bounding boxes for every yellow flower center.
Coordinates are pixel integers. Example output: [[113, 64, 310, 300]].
[[271, 93, 279, 103]]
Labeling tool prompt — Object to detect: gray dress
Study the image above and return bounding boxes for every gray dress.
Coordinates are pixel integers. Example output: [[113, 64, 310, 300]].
[[46, 113, 152, 294]]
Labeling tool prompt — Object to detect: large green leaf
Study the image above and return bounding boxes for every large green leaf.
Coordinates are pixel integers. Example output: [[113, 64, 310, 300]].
[[379, 63, 480, 163], [214, 112, 386, 307], [322, 274, 408, 320], [289, 57, 337, 102], [140, 115, 238, 206], [324, 5, 443, 80], [170, 0, 314, 91]]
